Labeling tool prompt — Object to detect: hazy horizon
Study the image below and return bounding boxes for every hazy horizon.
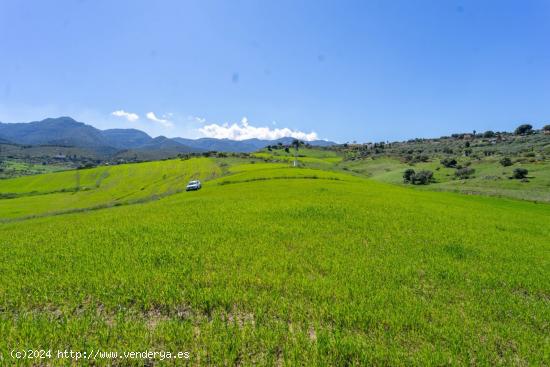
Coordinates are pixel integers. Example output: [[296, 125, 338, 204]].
[[3, 115, 545, 145]]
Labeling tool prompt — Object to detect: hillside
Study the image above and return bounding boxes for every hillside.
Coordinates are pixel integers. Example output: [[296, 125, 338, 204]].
[[0, 156, 548, 365], [0, 117, 108, 148], [329, 131, 550, 202], [0, 158, 219, 219], [101, 128, 153, 149], [0, 157, 550, 365], [0, 117, 198, 154]]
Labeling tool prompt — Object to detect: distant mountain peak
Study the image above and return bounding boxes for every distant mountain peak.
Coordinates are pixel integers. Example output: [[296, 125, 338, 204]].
[[0, 116, 336, 154], [39, 116, 81, 124]]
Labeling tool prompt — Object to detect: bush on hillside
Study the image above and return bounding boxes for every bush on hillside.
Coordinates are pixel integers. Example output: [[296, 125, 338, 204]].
[[543, 125, 550, 134], [514, 124, 533, 135], [403, 155, 429, 164], [483, 130, 495, 138], [443, 147, 454, 154], [455, 167, 475, 179], [499, 157, 513, 167], [440, 158, 457, 168], [412, 170, 434, 185], [403, 169, 434, 185], [513, 168, 528, 179], [403, 169, 416, 183]]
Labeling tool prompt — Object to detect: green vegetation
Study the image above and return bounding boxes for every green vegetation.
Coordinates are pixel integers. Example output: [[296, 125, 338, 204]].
[[513, 168, 529, 180], [0, 144, 549, 365], [0, 159, 70, 179], [402, 169, 434, 185], [0, 158, 220, 220], [455, 167, 475, 179], [514, 124, 533, 135], [335, 131, 550, 203], [500, 157, 513, 167], [252, 148, 342, 168]]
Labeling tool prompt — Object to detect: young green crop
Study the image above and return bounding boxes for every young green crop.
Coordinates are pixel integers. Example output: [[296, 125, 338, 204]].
[[0, 160, 549, 365], [0, 157, 220, 220]]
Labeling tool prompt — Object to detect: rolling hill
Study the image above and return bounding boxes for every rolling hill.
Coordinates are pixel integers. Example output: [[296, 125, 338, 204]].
[[0, 157, 219, 219], [173, 137, 337, 152], [0, 151, 548, 364]]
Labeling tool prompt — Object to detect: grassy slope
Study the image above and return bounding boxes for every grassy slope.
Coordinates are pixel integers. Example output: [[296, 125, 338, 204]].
[[253, 149, 343, 168], [0, 158, 220, 219], [0, 160, 70, 179], [339, 156, 550, 203], [0, 160, 549, 365]]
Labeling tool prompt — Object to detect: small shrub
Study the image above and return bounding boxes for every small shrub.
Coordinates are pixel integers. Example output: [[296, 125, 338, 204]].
[[513, 168, 528, 179], [403, 169, 416, 183], [455, 167, 475, 179], [410, 170, 434, 185], [440, 158, 457, 168], [413, 170, 433, 185], [499, 157, 512, 167]]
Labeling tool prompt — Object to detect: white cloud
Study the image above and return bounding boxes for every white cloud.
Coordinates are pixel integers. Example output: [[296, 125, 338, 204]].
[[111, 110, 139, 122], [199, 116, 318, 141], [146, 112, 173, 128], [188, 115, 206, 124]]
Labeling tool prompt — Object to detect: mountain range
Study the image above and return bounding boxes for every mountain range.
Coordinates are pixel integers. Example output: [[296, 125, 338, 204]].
[[0, 117, 335, 154]]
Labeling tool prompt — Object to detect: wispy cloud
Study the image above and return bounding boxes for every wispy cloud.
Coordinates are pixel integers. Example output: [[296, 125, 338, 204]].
[[146, 112, 173, 128], [199, 117, 318, 141], [111, 110, 139, 122], [188, 115, 206, 124]]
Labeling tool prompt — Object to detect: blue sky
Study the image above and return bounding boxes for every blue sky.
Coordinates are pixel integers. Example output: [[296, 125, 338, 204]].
[[1, 0, 549, 142]]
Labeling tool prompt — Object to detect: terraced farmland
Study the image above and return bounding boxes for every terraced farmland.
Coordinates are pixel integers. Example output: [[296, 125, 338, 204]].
[[0, 157, 549, 365]]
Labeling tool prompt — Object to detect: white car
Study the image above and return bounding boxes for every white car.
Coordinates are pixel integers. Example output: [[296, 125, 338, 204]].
[[186, 180, 202, 191]]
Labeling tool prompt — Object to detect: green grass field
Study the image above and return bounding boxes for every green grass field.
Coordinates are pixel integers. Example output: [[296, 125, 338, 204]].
[[1, 154, 549, 365], [0, 158, 220, 220], [0, 159, 70, 179], [339, 156, 550, 203]]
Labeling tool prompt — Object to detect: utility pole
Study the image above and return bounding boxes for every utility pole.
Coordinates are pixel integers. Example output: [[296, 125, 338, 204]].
[[292, 139, 300, 167]]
